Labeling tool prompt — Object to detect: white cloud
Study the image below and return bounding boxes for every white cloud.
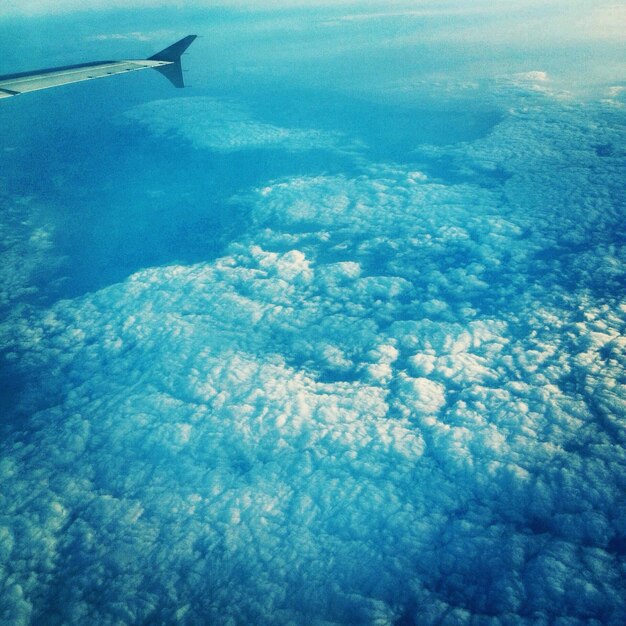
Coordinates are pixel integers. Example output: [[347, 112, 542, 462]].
[[85, 30, 175, 43], [125, 97, 357, 154], [0, 194, 61, 311], [1, 75, 625, 624]]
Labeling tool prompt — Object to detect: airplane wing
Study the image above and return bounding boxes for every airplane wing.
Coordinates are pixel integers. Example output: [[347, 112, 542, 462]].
[[0, 35, 197, 99]]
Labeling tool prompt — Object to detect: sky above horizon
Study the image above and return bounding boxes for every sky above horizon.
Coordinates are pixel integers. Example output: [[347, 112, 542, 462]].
[[1, 1, 624, 98], [0, 2, 625, 625]]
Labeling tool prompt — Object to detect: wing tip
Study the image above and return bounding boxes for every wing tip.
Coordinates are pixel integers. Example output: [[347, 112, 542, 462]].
[[148, 35, 198, 63]]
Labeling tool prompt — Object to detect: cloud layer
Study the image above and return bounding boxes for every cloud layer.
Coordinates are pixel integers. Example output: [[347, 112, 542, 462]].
[[125, 98, 355, 153], [1, 71, 625, 626]]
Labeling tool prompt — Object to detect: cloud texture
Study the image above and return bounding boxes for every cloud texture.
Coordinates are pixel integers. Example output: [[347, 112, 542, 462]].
[[125, 98, 355, 153], [1, 78, 625, 626]]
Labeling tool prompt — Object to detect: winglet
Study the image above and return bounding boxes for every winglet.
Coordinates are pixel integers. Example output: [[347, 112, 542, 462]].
[[148, 35, 197, 63], [148, 35, 197, 88]]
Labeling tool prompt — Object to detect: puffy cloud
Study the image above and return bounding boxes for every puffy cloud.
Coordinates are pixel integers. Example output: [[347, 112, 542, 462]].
[[1, 77, 625, 625]]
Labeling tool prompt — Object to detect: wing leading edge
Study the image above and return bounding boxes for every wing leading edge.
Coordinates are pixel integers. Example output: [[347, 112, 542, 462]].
[[0, 35, 197, 99]]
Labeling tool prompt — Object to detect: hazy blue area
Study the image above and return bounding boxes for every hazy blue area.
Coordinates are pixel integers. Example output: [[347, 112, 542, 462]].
[[0, 3, 625, 625]]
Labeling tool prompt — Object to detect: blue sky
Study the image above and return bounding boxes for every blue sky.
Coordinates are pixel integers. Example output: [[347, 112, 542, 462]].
[[0, 2, 625, 625]]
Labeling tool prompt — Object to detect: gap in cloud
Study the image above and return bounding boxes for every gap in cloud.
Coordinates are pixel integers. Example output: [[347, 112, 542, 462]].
[[49, 136, 355, 300], [414, 153, 511, 187], [1, 92, 358, 302], [0, 356, 32, 437], [215, 80, 505, 170]]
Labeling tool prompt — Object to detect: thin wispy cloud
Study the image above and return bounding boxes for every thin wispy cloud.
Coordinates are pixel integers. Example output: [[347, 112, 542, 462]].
[[85, 31, 174, 43]]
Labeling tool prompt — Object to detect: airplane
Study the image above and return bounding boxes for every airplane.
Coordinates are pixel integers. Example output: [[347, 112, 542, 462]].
[[0, 35, 197, 99]]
